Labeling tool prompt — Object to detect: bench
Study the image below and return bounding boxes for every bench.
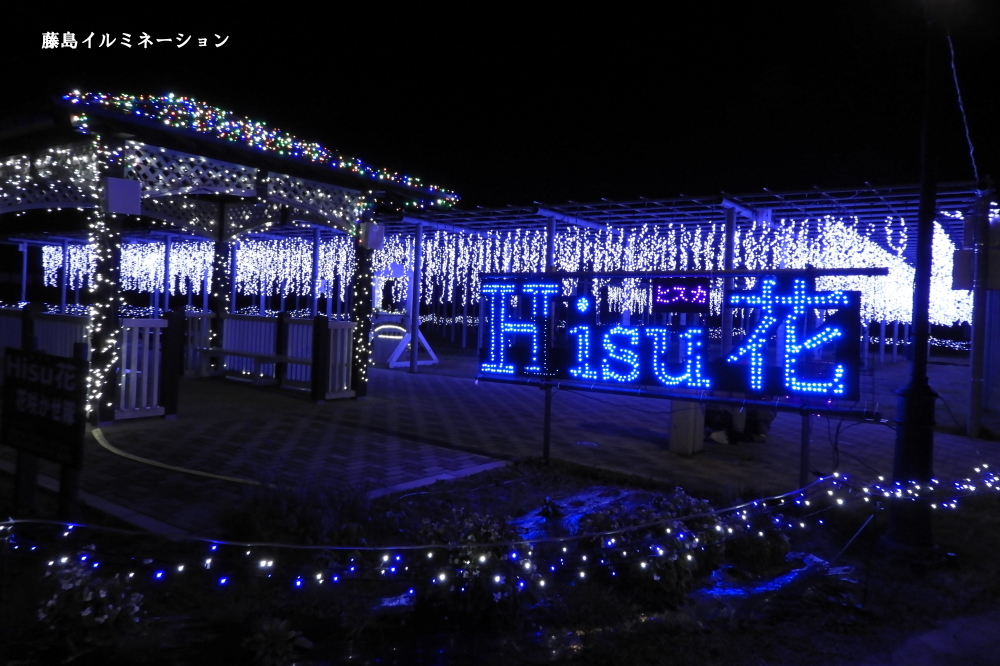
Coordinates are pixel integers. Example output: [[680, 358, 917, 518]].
[[196, 347, 312, 384]]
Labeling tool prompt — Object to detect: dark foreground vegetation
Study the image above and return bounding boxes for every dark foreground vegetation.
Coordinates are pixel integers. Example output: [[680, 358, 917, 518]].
[[2, 459, 999, 665]]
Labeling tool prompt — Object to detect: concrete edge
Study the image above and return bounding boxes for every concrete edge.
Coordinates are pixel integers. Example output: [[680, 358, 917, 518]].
[[0, 458, 191, 539], [367, 461, 508, 499]]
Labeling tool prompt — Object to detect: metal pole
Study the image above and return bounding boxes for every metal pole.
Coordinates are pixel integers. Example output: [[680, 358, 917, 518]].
[[723, 207, 736, 353], [879, 319, 886, 364], [968, 195, 990, 437], [410, 222, 423, 373], [311, 227, 321, 317], [163, 235, 172, 314], [20, 242, 28, 302], [546, 217, 556, 272], [229, 242, 239, 315], [893, 320, 899, 362], [462, 294, 468, 348], [60, 240, 68, 313], [886, 4, 943, 555]]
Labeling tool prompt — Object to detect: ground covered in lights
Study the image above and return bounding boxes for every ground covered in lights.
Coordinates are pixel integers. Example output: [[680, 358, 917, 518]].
[[2, 459, 1000, 665]]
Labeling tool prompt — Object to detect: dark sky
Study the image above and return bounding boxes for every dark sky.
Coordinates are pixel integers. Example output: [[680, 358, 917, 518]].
[[2, 1, 997, 208]]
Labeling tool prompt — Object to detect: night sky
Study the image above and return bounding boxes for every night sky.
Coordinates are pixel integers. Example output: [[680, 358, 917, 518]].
[[2, 1, 997, 209]]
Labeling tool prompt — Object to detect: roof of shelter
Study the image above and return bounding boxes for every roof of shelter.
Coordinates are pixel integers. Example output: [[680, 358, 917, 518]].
[[386, 181, 989, 266], [0, 91, 459, 212]]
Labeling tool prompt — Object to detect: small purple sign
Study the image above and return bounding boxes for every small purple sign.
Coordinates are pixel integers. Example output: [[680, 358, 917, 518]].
[[651, 277, 710, 313]]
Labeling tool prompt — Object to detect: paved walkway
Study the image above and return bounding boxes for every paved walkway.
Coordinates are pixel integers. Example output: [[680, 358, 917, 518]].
[[2, 347, 997, 538]]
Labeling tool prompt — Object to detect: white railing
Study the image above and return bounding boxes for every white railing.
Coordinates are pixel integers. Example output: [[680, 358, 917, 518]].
[[117, 318, 167, 419]]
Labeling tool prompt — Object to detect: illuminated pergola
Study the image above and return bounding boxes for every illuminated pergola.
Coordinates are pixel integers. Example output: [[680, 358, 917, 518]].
[[0, 92, 456, 421]]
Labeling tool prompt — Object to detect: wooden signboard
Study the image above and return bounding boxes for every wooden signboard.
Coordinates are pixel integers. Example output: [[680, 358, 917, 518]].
[[2, 348, 87, 469]]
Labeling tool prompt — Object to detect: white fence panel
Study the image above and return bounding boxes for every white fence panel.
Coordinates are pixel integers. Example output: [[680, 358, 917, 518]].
[[185, 312, 214, 375], [286, 319, 314, 383], [117, 318, 166, 419], [222, 315, 276, 379], [34, 314, 89, 358], [325, 321, 355, 398]]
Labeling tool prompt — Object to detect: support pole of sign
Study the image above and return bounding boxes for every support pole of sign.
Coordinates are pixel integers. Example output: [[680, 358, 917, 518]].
[[410, 222, 423, 374], [799, 411, 812, 489], [542, 382, 553, 463], [14, 316, 38, 513], [56, 341, 89, 521]]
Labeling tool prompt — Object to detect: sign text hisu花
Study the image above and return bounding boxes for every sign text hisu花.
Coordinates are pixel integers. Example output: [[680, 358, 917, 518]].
[[479, 275, 861, 399]]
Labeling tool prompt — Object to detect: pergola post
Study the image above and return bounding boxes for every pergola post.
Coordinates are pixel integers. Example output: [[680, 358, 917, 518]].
[[89, 209, 122, 425], [351, 235, 374, 397], [209, 206, 231, 365], [410, 221, 424, 373]]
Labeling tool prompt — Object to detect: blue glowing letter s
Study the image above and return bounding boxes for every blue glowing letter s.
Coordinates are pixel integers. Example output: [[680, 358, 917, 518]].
[[601, 326, 641, 383]]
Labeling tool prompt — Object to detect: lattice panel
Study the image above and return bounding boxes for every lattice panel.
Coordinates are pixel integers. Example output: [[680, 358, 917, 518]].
[[224, 201, 283, 238], [122, 143, 257, 197], [267, 172, 364, 225], [0, 145, 101, 214], [141, 196, 220, 238]]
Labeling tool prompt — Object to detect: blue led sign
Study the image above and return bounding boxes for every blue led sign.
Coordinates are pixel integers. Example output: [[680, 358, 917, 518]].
[[479, 275, 861, 399]]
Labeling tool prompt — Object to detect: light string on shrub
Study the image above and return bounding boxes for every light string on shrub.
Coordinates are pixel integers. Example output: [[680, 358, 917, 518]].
[[4, 464, 997, 600]]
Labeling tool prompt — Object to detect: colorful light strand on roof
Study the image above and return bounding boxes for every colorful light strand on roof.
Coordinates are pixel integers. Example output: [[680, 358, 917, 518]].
[[62, 91, 459, 207]]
